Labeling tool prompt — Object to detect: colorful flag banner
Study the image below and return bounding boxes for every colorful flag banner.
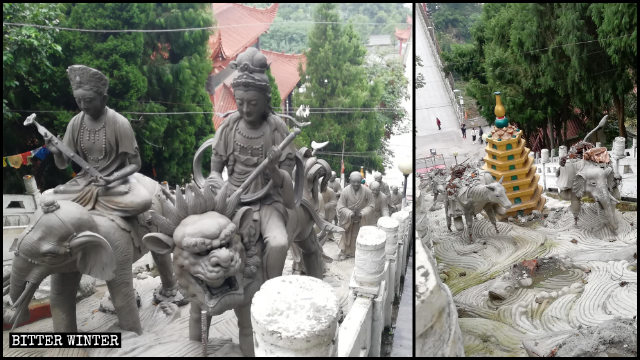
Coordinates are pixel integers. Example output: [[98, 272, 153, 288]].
[[3, 145, 48, 169]]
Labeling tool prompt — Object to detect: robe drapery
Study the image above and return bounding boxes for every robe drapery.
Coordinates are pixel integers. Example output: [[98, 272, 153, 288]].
[[48, 108, 151, 217], [366, 192, 389, 226], [336, 185, 374, 256]]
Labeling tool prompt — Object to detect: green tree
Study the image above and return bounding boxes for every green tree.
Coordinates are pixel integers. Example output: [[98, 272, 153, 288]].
[[266, 68, 282, 109], [3, 3, 67, 193], [295, 3, 385, 175]]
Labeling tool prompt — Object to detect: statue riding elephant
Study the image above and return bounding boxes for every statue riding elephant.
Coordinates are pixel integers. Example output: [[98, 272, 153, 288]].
[[7, 173, 184, 334], [444, 173, 512, 240], [556, 116, 621, 234]]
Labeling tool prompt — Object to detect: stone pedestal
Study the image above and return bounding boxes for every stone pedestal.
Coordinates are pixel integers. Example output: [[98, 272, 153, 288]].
[[392, 210, 410, 285], [252, 275, 339, 357], [352, 226, 386, 291], [377, 217, 399, 258], [559, 145, 568, 158]]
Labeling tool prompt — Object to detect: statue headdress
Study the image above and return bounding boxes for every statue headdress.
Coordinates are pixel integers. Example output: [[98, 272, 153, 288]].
[[230, 47, 270, 93], [67, 65, 109, 95]]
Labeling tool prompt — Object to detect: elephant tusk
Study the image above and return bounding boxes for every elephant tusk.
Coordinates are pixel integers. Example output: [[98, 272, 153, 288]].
[[11, 281, 37, 330], [11, 281, 35, 310]]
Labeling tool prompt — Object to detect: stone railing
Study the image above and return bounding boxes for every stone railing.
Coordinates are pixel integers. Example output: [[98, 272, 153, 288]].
[[250, 207, 412, 357], [414, 182, 465, 357], [337, 207, 412, 357]]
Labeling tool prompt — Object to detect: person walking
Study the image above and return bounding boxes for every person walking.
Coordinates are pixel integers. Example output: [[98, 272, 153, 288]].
[[472, 127, 477, 144], [479, 127, 484, 145], [436, 117, 441, 130], [461, 123, 467, 139]]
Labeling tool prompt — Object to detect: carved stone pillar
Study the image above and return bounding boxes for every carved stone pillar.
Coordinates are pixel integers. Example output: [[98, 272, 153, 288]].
[[252, 275, 339, 357]]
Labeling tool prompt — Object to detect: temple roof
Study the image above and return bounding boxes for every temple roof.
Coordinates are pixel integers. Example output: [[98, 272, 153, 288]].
[[211, 83, 236, 131], [210, 51, 306, 130], [263, 50, 306, 105], [210, 3, 279, 74], [394, 16, 412, 41]]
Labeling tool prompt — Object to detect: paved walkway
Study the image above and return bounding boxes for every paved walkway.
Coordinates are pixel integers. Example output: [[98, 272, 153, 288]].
[[415, 13, 488, 168], [390, 251, 413, 357]]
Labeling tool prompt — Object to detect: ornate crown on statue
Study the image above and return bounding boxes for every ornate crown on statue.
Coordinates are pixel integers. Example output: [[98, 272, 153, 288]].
[[67, 65, 109, 95], [230, 47, 270, 92]]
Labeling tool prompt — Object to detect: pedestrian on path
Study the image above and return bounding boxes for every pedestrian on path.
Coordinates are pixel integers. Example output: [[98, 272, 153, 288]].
[[479, 127, 484, 145], [472, 127, 478, 144], [436, 117, 441, 130], [461, 123, 467, 139]]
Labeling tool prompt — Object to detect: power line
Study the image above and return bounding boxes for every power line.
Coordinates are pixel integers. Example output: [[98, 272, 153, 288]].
[[3, 20, 410, 33], [7, 108, 404, 116]]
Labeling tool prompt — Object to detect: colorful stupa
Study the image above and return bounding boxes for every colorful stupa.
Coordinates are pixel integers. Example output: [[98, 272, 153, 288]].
[[482, 92, 545, 218]]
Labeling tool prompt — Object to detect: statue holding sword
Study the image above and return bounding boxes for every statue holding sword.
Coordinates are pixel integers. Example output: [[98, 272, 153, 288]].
[[31, 65, 151, 217]]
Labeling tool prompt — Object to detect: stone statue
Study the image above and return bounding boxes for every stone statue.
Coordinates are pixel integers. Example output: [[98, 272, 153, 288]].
[[556, 116, 621, 234], [366, 181, 389, 225], [11, 66, 183, 334], [142, 184, 262, 357], [328, 171, 342, 198], [388, 185, 403, 214], [202, 47, 300, 281], [8, 174, 184, 334], [374, 172, 390, 196], [288, 150, 343, 275], [444, 165, 512, 240], [336, 172, 375, 259], [428, 169, 448, 211], [43, 65, 151, 217], [321, 181, 338, 239]]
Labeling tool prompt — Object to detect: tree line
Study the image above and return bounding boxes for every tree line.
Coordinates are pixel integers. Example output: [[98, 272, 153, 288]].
[[440, 3, 636, 149]]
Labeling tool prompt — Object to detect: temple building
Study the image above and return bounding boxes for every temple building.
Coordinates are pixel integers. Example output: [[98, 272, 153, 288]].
[[394, 15, 412, 56], [206, 3, 306, 130], [482, 92, 545, 218]]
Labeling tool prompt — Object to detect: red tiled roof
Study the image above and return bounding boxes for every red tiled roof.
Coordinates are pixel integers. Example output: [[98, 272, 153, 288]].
[[262, 50, 306, 106], [527, 116, 587, 153], [211, 83, 237, 131], [210, 3, 279, 74], [395, 17, 412, 42]]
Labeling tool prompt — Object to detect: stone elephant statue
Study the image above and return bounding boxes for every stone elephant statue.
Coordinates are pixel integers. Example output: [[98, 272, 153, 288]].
[[7, 173, 183, 334], [444, 175, 512, 240], [142, 182, 261, 357], [556, 157, 621, 233]]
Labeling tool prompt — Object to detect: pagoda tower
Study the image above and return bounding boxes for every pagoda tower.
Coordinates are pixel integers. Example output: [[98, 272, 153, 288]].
[[482, 92, 545, 218]]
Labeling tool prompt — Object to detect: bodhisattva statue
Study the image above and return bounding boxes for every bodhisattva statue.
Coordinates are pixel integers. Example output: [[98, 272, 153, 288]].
[[389, 185, 403, 214], [10, 65, 183, 335], [366, 180, 389, 225], [46, 65, 151, 214], [205, 47, 298, 280], [336, 171, 375, 259], [374, 172, 390, 196]]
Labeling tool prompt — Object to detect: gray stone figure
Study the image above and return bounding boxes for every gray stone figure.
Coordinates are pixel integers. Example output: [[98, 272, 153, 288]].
[[444, 166, 512, 241], [328, 171, 342, 224], [374, 172, 390, 196], [428, 168, 448, 211], [142, 184, 261, 357], [336, 172, 375, 259], [556, 116, 621, 234], [43, 65, 151, 217], [289, 151, 343, 275], [321, 180, 338, 240], [388, 185, 403, 214], [8, 174, 183, 334], [366, 181, 389, 225], [11, 66, 182, 334], [203, 47, 300, 281]]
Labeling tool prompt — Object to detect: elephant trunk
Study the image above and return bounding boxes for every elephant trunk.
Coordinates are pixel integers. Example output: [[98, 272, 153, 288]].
[[9, 255, 49, 329], [595, 188, 618, 232]]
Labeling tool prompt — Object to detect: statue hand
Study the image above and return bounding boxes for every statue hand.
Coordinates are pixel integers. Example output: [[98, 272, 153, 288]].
[[267, 145, 283, 186], [92, 175, 108, 187], [43, 132, 61, 155]]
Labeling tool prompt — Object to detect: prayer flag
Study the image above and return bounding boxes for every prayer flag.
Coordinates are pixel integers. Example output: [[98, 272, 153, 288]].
[[8, 155, 23, 168], [34, 147, 50, 160]]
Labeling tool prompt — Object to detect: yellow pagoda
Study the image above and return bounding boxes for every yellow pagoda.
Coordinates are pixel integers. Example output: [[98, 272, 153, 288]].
[[482, 92, 545, 218]]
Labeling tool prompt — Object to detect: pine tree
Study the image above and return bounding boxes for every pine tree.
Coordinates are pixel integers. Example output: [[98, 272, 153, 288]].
[[295, 3, 385, 176]]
